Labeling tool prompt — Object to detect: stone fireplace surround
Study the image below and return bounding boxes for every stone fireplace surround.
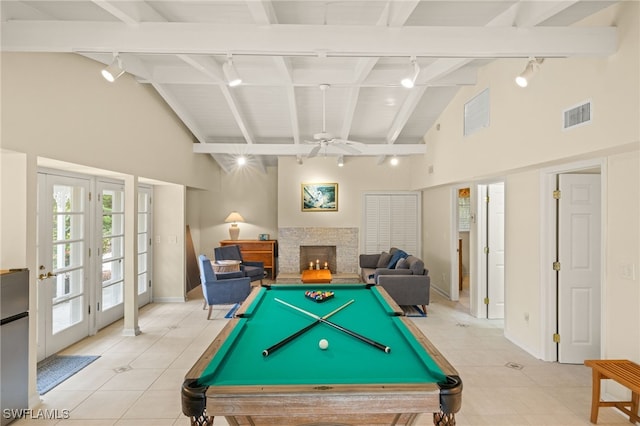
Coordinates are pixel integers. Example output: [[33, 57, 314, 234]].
[[278, 227, 359, 275]]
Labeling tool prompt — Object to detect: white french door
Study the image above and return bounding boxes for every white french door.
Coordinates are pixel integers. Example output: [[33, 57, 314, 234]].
[[37, 173, 91, 360], [137, 187, 152, 307], [96, 181, 125, 329]]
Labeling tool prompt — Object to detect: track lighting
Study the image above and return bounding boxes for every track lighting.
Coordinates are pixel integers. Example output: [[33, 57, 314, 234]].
[[237, 156, 246, 166], [390, 156, 399, 166], [401, 56, 420, 89], [337, 155, 344, 167], [223, 54, 242, 87], [515, 58, 544, 88], [101, 54, 124, 82]]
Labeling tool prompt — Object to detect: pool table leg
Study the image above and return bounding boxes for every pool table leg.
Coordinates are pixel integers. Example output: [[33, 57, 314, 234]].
[[433, 412, 456, 425], [188, 414, 214, 426]]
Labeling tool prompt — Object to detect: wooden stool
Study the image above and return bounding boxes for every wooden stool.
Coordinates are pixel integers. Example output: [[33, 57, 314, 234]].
[[584, 359, 640, 424]]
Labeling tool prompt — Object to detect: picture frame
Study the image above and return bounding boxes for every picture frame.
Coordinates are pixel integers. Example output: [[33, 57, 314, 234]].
[[301, 183, 338, 212], [258, 234, 270, 241]]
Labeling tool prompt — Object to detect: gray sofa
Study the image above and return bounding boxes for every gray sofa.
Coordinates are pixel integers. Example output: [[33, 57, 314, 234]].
[[359, 248, 430, 313]]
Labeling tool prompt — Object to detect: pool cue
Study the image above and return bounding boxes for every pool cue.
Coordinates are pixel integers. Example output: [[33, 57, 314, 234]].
[[274, 298, 391, 354], [262, 299, 354, 357]]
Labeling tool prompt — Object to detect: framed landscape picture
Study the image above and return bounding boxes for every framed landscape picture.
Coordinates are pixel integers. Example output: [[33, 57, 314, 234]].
[[301, 183, 338, 212]]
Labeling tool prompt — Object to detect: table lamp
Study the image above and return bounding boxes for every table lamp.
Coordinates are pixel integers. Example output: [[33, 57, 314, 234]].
[[224, 212, 245, 240]]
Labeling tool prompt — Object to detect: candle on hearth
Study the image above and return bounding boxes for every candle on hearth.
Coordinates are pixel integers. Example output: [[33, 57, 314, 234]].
[[316, 259, 320, 270], [309, 262, 313, 270], [324, 261, 328, 269]]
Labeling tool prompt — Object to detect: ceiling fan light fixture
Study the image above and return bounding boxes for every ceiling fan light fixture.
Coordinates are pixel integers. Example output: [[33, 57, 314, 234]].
[[401, 56, 419, 89], [101, 54, 124, 82], [223, 54, 242, 87], [515, 58, 544, 88]]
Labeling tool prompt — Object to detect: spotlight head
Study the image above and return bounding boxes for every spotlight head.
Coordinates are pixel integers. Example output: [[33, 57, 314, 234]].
[[223, 55, 242, 87], [390, 156, 399, 166], [337, 155, 344, 167], [515, 58, 543, 88], [101, 56, 124, 82], [401, 77, 415, 89], [237, 156, 246, 166]]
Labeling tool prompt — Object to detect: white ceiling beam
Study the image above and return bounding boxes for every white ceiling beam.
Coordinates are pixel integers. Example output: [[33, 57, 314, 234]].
[[193, 143, 426, 156], [2, 21, 617, 58], [246, 0, 300, 149]]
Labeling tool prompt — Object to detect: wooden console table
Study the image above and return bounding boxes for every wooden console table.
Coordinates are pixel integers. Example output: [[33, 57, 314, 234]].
[[220, 240, 277, 279], [584, 359, 640, 424]]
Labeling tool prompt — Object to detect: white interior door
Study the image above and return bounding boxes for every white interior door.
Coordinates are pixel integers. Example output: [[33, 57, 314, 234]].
[[37, 173, 91, 360], [558, 174, 601, 364], [487, 183, 505, 319]]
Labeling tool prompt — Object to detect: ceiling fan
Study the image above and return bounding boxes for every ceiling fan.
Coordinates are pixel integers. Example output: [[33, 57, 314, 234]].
[[306, 84, 364, 158]]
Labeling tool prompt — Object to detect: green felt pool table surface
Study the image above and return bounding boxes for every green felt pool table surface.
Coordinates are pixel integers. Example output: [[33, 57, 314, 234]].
[[182, 284, 462, 426]]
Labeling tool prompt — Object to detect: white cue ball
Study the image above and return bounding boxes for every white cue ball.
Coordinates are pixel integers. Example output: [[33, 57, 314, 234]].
[[318, 339, 329, 350]]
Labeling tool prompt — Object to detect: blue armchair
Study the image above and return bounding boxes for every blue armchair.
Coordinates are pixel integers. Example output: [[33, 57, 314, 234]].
[[214, 245, 265, 285], [197, 255, 251, 319]]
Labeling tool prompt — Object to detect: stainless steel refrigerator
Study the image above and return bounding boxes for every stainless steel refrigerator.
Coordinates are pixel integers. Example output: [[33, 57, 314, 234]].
[[1, 269, 29, 426]]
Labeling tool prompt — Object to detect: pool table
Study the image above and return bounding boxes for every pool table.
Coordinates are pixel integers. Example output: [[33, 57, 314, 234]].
[[182, 284, 462, 426]]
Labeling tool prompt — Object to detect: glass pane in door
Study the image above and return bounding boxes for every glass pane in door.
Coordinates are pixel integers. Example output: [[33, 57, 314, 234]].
[[51, 184, 86, 336], [137, 191, 151, 298], [101, 189, 125, 311]]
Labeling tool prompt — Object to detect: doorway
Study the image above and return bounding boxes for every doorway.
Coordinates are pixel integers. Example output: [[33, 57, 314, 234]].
[[37, 172, 92, 360], [451, 182, 505, 319]]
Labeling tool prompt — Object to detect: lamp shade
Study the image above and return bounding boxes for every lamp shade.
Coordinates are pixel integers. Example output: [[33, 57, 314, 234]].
[[224, 212, 245, 223]]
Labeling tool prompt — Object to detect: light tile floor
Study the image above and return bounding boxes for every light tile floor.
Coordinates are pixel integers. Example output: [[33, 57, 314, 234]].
[[16, 289, 633, 426]]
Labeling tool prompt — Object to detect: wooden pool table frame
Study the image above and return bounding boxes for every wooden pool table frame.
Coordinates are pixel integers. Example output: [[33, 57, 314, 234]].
[[182, 284, 462, 426]]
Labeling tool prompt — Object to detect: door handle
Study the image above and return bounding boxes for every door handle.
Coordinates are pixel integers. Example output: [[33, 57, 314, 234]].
[[38, 271, 57, 280]]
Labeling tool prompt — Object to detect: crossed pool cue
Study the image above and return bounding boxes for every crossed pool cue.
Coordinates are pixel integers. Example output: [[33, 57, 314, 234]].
[[262, 299, 354, 357], [272, 297, 391, 354]]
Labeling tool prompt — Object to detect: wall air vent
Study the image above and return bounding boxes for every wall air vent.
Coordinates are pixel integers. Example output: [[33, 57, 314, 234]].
[[563, 100, 591, 130]]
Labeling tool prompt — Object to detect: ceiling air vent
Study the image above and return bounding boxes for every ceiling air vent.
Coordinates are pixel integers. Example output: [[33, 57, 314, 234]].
[[563, 101, 591, 130]]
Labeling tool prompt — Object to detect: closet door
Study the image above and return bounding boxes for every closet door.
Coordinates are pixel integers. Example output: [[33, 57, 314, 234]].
[[363, 192, 420, 256]]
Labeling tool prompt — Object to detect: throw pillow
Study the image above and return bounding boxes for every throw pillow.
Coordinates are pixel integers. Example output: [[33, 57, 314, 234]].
[[395, 258, 410, 269], [376, 252, 392, 268], [387, 249, 408, 269]]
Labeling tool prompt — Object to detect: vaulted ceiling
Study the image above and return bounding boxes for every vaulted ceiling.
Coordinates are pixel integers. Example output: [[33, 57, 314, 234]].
[[1, 1, 618, 172]]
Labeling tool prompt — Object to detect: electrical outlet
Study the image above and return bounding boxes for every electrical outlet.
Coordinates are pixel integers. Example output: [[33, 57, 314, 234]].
[[621, 264, 636, 280]]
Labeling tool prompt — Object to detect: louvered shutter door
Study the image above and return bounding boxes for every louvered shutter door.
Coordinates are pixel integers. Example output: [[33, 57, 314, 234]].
[[363, 193, 420, 255]]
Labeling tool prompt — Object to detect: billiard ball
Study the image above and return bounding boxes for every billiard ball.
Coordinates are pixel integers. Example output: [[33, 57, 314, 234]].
[[318, 339, 329, 350]]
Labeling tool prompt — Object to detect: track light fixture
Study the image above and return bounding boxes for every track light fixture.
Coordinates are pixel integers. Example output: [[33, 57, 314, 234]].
[[401, 56, 420, 89], [515, 58, 544, 88], [337, 155, 344, 167], [390, 156, 399, 166], [223, 54, 242, 87], [101, 54, 125, 82]]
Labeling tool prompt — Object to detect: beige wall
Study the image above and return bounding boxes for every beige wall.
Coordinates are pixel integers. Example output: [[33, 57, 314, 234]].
[[277, 156, 414, 230], [418, 1, 639, 364]]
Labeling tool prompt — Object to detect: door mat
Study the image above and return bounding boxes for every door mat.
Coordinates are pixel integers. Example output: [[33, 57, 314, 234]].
[[37, 355, 100, 394], [401, 305, 427, 317], [224, 303, 240, 318]]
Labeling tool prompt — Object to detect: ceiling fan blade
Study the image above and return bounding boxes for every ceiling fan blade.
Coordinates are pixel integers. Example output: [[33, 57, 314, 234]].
[[334, 143, 361, 155], [334, 139, 365, 146], [308, 145, 321, 158]]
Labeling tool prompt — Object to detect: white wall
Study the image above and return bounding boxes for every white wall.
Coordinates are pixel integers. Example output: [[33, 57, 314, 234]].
[[422, 185, 452, 295], [153, 184, 186, 301], [0, 151, 27, 268], [277, 156, 414, 230], [199, 165, 279, 254], [418, 2, 639, 362]]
